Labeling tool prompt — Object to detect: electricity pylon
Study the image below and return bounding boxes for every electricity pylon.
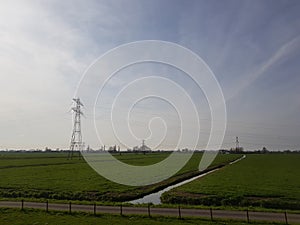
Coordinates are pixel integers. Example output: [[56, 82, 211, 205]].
[[236, 136, 239, 151], [68, 98, 84, 159]]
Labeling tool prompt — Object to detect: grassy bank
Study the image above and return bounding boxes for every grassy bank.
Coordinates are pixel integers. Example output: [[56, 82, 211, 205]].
[[161, 153, 300, 210]]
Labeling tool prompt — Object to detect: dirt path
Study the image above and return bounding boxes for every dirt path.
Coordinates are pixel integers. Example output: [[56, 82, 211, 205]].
[[1, 200, 299, 224]]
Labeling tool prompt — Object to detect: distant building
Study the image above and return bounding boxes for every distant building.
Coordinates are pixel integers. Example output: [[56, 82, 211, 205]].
[[133, 142, 151, 153]]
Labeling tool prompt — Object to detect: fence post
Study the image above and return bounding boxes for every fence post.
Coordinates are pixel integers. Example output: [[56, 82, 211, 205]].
[[93, 203, 96, 216], [120, 204, 123, 216], [69, 202, 72, 214], [284, 211, 288, 225], [246, 208, 249, 223], [210, 208, 213, 221], [148, 204, 151, 217], [178, 205, 181, 219], [46, 200, 48, 212], [21, 199, 24, 210]]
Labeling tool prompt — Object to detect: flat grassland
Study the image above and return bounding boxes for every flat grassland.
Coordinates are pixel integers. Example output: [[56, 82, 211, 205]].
[[0, 152, 239, 202], [161, 153, 300, 210], [0, 208, 282, 225]]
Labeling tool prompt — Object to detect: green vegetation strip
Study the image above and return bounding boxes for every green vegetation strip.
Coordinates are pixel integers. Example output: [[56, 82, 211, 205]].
[[0, 152, 239, 202], [161, 153, 300, 210]]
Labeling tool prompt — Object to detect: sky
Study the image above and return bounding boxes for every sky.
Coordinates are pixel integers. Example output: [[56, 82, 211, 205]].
[[0, 0, 299, 151]]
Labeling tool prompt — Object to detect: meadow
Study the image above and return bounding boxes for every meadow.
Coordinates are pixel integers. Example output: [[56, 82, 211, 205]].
[[161, 153, 300, 210], [0, 151, 239, 202]]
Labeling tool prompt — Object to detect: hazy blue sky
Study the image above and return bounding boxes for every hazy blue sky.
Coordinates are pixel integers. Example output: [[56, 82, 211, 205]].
[[0, 0, 299, 150]]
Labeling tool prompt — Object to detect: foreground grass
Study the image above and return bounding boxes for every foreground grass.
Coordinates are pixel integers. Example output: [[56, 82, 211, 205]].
[[0, 208, 286, 225], [162, 153, 300, 210], [0, 152, 239, 202]]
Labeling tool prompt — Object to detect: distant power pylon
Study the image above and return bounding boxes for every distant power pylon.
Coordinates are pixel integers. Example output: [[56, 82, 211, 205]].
[[236, 136, 239, 151], [68, 98, 84, 159], [141, 139, 145, 151]]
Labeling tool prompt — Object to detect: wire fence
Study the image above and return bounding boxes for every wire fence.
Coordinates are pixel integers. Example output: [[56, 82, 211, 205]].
[[2, 199, 298, 224]]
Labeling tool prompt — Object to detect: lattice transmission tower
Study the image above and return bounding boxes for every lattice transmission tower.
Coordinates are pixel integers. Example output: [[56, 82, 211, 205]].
[[236, 136, 239, 151], [68, 98, 84, 159]]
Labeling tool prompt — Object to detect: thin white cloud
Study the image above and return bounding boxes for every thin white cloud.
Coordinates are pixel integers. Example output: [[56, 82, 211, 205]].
[[0, 1, 299, 150], [226, 35, 300, 101], [0, 1, 95, 148]]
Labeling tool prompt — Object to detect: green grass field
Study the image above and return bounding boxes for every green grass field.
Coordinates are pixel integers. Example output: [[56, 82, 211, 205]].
[[0, 151, 239, 202], [161, 153, 300, 210], [0, 208, 285, 225]]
